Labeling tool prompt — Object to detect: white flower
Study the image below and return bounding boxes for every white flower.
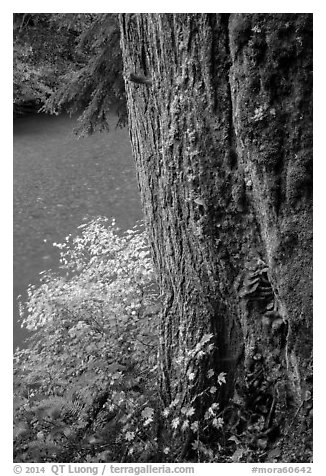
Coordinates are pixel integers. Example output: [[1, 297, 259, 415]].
[[188, 372, 195, 381], [170, 398, 180, 407], [186, 407, 195, 417], [218, 372, 227, 385], [163, 447, 170, 454], [200, 333, 213, 344], [207, 369, 215, 378], [207, 343, 215, 353], [252, 25, 261, 33], [190, 421, 199, 432], [181, 420, 190, 431], [125, 431, 135, 441], [212, 417, 224, 429], [171, 418, 180, 429], [210, 386, 217, 394]]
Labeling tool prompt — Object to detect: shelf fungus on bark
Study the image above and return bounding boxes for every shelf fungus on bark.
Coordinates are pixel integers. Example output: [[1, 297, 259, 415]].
[[238, 258, 274, 307], [237, 257, 287, 334], [128, 72, 152, 86]]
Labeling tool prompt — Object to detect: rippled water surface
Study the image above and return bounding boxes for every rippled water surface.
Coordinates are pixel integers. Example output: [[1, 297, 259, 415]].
[[13, 113, 142, 348]]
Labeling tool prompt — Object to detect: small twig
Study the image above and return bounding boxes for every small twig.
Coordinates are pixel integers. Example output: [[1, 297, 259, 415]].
[[19, 14, 27, 32], [286, 402, 304, 434]]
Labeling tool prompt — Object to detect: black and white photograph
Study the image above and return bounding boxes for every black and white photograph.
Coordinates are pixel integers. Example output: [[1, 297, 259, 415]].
[[12, 8, 313, 468]]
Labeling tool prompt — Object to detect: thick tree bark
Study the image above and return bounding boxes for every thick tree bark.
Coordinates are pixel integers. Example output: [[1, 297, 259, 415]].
[[119, 13, 312, 460]]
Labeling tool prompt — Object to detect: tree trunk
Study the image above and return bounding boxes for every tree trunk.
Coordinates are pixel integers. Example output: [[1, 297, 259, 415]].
[[119, 13, 312, 461]]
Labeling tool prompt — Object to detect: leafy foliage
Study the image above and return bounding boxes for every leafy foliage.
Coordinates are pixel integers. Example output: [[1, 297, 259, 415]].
[[13, 217, 233, 463], [157, 333, 229, 462], [14, 218, 160, 462]]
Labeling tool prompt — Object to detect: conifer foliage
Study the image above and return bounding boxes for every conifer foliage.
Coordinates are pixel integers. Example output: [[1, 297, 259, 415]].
[[44, 14, 127, 136], [13, 14, 126, 135]]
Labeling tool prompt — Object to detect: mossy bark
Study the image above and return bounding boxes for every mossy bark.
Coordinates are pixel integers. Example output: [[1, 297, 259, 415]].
[[119, 13, 312, 461]]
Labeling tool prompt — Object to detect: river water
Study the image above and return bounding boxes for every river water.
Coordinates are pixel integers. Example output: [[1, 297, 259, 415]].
[[13, 113, 142, 348]]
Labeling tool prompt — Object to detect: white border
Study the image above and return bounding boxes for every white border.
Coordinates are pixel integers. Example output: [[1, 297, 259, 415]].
[[3, 4, 323, 473]]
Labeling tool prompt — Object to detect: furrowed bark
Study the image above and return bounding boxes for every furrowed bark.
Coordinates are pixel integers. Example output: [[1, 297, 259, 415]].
[[119, 13, 312, 460]]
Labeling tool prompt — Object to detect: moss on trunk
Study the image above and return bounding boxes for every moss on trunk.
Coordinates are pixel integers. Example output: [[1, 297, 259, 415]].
[[119, 13, 312, 461]]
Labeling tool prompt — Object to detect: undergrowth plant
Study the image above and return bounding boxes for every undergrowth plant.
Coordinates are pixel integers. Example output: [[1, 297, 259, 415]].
[[14, 217, 160, 462], [14, 217, 228, 463]]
